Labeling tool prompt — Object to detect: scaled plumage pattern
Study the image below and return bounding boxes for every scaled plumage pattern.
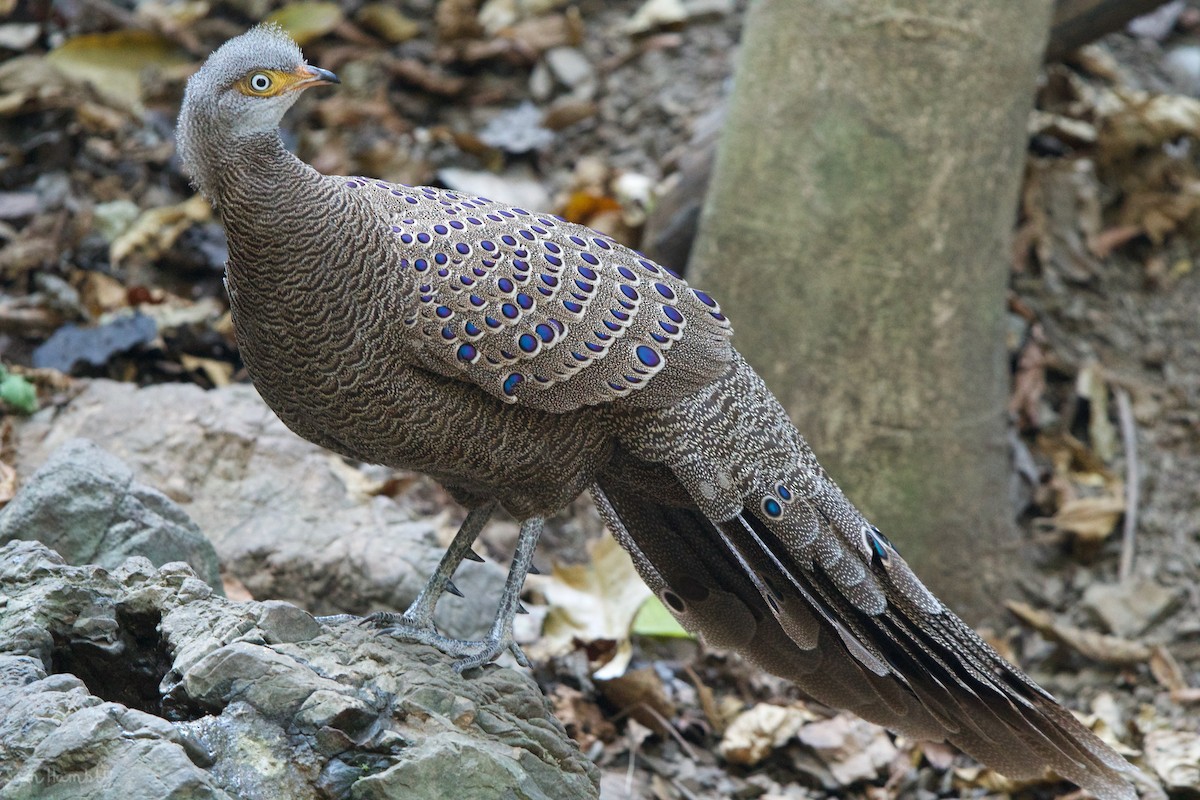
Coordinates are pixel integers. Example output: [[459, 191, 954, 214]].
[[178, 25, 1149, 799]]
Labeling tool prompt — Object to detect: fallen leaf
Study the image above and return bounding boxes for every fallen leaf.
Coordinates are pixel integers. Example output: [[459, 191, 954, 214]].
[[529, 529, 652, 678], [0, 366, 38, 414], [47, 31, 188, 114], [1046, 494, 1125, 542], [1143, 729, 1200, 792], [717, 703, 816, 766], [265, 2, 345, 45], [1076, 362, 1118, 462], [178, 353, 234, 388], [1006, 600, 1153, 664], [596, 666, 675, 736], [356, 5, 421, 43], [110, 195, 212, 266], [631, 595, 690, 638], [796, 714, 898, 786], [548, 684, 616, 750]]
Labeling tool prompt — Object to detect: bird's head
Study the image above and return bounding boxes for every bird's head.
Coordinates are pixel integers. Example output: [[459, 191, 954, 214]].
[[176, 24, 338, 193]]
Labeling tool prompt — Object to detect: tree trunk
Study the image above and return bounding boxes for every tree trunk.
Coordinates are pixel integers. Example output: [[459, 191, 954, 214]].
[[689, 0, 1052, 624]]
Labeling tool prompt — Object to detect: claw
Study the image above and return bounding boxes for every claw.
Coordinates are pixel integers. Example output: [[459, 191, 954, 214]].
[[377, 516, 544, 673]]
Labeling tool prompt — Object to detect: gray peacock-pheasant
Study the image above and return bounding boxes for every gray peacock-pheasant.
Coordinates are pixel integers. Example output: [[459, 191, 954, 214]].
[[177, 24, 1149, 799]]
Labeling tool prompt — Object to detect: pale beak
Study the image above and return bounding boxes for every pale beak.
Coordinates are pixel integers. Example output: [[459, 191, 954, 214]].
[[291, 64, 340, 91]]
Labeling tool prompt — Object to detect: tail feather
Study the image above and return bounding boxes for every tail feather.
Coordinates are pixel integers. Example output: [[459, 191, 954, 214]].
[[593, 469, 1147, 800]]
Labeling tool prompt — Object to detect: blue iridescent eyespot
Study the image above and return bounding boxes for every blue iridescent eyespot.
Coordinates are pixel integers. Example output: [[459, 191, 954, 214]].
[[635, 345, 660, 368], [502, 235, 517, 246], [516, 293, 533, 309], [435, 306, 452, 319], [457, 343, 477, 362], [502, 373, 524, 395], [620, 285, 638, 301], [655, 283, 675, 300], [866, 526, 894, 563], [502, 303, 519, 319], [581, 252, 600, 266], [563, 301, 583, 314], [762, 497, 783, 518], [435, 253, 448, 265], [662, 305, 684, 323], [535, 323, 554, 342], [518, 333, 538, 353], [577, 265, 597, 281], [777, 483, 793, 502], [433, 224, 448, 235], [456, 243, 470, 255]]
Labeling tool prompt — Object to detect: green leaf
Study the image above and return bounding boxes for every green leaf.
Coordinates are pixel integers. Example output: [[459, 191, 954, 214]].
[[0, 372, 38, 414], [632, 596, 692, 639]]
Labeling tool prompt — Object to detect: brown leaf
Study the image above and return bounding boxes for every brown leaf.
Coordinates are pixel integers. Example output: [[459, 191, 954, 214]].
[[596, 666, 675, 737], [1006, 601, 1153, 665], [1046, 494, 1125, 542]]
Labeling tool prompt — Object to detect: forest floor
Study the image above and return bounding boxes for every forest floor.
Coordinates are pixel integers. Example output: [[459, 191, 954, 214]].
[[0, 0, 1198, 798]]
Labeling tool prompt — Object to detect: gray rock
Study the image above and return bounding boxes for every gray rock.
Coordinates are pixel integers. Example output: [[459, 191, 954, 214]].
[[0, 438, 222, 591], [0, 540, 599, 800], [10, 379, 504, 638]]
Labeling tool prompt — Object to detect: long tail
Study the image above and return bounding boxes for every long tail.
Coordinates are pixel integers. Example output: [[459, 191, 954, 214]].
[[595, 356, 1148, 800]]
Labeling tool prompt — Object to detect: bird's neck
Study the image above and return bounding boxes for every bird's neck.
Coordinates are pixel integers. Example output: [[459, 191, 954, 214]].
[[207, 131, 315, 212], [211, 132, 336, 283]]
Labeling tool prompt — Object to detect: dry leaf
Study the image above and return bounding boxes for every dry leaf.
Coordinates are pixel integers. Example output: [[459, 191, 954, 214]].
[[178, 353, 234, 388], [548, 684, 616, 750], [1143, 729, 1200, 792], [1047, 494, 1125, 542], [796, 714, 898, 786], [596, 666, 675, 736], [47, 31, 188, 114], [0, 458, 17, 506], [1076, 362, 1118, 462], [1006, 601, 1152, 664], [718, 703, 816, 766], [110, 195, 211, 266], [528, 529, 652, 678], [265, 2, 345, 45]]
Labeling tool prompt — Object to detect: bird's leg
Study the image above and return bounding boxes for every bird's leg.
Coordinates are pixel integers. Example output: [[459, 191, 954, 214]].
[[377, 501, 497, 631], [371, 516, 543, 672], [318, 503, 494, 629]]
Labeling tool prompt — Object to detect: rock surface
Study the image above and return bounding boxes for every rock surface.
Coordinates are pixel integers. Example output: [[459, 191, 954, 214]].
[[11, 379, 504, 638], [0, 438, 222, 590], [0, 540, 599, 800]]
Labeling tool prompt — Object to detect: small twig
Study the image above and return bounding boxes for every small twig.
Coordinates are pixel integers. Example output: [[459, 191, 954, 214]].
[[1115, 387, 1139, 582]]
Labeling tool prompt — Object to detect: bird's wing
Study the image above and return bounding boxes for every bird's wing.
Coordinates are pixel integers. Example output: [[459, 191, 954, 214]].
[[348, 179, 733, 412]]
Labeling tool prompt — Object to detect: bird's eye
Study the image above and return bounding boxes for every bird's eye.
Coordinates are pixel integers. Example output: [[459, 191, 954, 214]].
[[248, 72, 272, 93]]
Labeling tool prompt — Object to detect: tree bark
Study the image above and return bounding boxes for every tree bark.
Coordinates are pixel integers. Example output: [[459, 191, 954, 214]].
[[689, 0, 1052, 624]]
